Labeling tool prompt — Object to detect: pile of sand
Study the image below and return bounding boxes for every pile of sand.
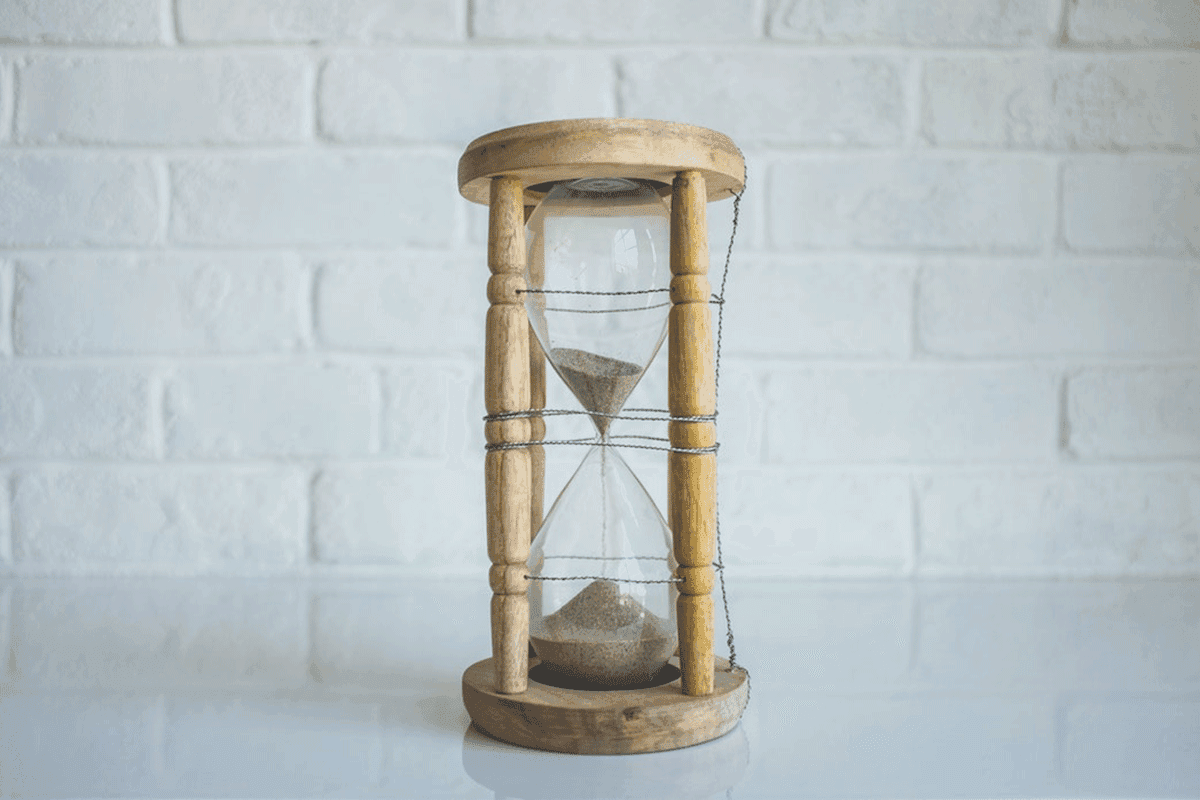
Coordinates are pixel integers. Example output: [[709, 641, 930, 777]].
[[530, 579, 676, 687]]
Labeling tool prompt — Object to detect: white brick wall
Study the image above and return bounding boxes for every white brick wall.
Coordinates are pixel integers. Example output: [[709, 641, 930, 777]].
[[1067, 367, 1200, 459], [768, 157, 1054, 252], [768, 0, 1057, 46], [15, 254, 309, 355], [917, 469, 1200, 575], [1064, 0, 1200, 48], [0, 156, 160, 245], [12, 468, 307, 570], [318, 53, 614, 143], [1062, 157, 1200, 256], [923, 55, 1200, 151], [621, 53, 907, 147], [917, 259, 1200, 356], [176, 0, 463, 43], [0, 0, 1196, 579], [764, 367, 1059, 463], [0, 365, 155, 458], [0, 1, 164, 44], [169, 154, 457, 246], [164, 363, 376, 458], [16, 54, 312, 145]]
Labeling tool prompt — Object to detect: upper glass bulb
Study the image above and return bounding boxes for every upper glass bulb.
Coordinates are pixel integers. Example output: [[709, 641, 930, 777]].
[[524, 178, 672, 437]]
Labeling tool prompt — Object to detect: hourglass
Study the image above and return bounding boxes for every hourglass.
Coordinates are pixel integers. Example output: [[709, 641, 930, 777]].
[[458, 119, 748, 755]]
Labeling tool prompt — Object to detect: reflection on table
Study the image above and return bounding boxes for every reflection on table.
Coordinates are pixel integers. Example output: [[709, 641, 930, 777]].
[[0, 578, 1196, 798]]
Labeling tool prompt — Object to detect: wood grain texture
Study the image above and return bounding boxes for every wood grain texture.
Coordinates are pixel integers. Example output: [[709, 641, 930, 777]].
[[677, 595, 715, 696], [668, 304, 715, 419], [668, 169, 717, 698], [485, 449, 531, 565], [668, 451, 716, 567], [463, 656, 747, 755], [488, 176, 526, 275], [670, 170, 710, 277], [459, 119, 745, 207], [484, 307, 531, 421], [485, 174, 532, 695], [490, 595, 530, 695]]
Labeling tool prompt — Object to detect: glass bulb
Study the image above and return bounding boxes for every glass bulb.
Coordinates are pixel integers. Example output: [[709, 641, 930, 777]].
[[524, 178, 671, 437], [527, 445, 677, 687]]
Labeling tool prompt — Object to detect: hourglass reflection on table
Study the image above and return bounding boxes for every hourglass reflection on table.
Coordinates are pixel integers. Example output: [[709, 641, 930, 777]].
[[458, 119, 748, 755]]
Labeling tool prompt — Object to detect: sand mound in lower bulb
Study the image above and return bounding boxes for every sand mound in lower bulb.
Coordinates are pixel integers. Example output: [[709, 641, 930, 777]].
[[530, 579, 676, 688]]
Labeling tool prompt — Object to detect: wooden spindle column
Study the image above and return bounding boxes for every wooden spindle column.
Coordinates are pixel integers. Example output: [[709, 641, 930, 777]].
[[668, 169, 716, 697], [485, 175, 532, 695]]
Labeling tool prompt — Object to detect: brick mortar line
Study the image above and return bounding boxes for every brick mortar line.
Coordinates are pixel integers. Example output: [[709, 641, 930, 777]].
[[0, 143, 463, 155], [463, 0, 475, 40], [3, 248, 1197, 265], [1, 460, 1196, 472], [0, 353, 480, 365], [0, 246, 486, 256], [305, 468, 320, 566], [2, 243, 1194, 257], [3, 352, 1198, 366], [2, 144, 1198, 157], [914, 567, 1200, 580], [2, 353, 1196, 368], [161, 0, 178, 45], [2, 41, 1191, 55], [2, 565, 1198, 583], [611, 54, 625, 118], [1053, 0, 1071, 45], [4, 563, 1197, 581], [761, 150, 1198, 160]]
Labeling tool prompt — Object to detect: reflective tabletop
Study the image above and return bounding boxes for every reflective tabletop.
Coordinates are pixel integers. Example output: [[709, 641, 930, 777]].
[[1, 578, 1197, 798]]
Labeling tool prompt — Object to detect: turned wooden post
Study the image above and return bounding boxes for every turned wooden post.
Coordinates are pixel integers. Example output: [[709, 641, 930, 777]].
[[485, 175, 531, 695], [668, 169, 716, 697]]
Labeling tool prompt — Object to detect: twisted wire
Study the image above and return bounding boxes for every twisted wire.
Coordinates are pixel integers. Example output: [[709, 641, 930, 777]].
[[522, 559, 728, 586]]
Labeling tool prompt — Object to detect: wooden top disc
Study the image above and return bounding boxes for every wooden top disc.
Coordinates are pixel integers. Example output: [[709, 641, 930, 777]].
[[458, 118, 745, 207]]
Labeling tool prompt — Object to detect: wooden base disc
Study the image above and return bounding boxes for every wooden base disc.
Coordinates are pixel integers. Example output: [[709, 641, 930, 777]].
[[462, 656, 748, 755]]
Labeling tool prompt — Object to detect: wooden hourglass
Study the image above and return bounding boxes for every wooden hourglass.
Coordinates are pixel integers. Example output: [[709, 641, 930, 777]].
[[458, 119, 748, 755]]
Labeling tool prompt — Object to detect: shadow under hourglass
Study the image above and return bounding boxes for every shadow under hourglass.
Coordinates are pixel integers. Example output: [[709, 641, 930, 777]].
[[461, 719, 749, 800]]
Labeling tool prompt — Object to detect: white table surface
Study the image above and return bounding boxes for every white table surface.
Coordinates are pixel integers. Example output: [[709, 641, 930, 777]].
[[0, 577, 1197, 798]]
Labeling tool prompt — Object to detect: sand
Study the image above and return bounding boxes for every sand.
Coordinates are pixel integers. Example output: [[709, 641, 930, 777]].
[[530, 579, 677, 687], [550, 348, 643, 436]]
